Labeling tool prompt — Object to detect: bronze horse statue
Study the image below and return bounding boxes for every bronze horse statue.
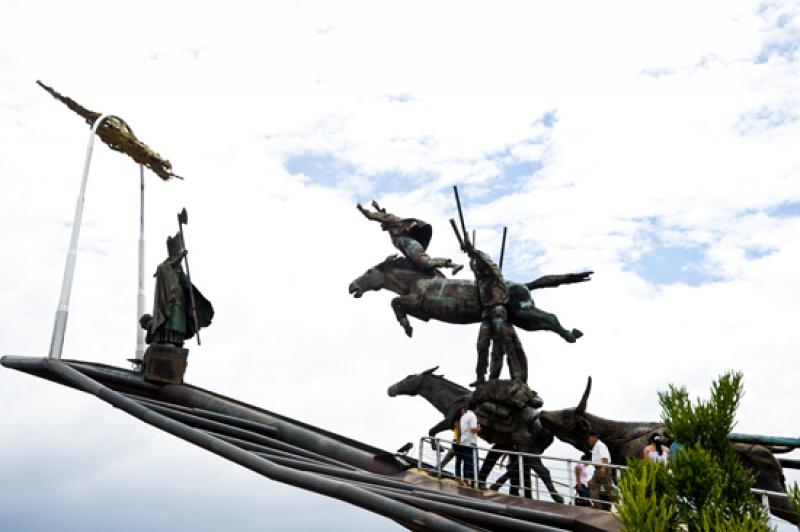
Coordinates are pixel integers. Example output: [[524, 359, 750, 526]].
[[387, 367, 565, 503], [350, 255, 590, 339], [539, 377, 797, 525]]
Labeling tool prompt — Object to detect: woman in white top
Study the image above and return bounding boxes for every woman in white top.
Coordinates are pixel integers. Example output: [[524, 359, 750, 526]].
[[574, 452, 593, 506], [642, 433, 669, 464]]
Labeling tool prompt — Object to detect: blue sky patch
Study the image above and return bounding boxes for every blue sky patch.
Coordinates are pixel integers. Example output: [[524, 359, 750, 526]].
[[541, 110, 558, 128], [285, 151, 356, 186], [503, 159, 543, 180], [769, 201, 800, 217], [756, 40, 798, 63], [736, 105, 797, 134], [744, 246, 773, 260], [284, 150, 430, 194], [630, 244, 715, 287]]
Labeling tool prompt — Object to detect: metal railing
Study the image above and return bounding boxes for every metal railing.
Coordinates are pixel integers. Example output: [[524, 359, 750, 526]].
[[418, 437, 625, 509], [416, 437, 795, 520]]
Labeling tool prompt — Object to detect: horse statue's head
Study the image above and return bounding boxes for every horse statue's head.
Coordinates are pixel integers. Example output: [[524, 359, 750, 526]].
[[387, 366, 440, 397], [349, 254, 433, 298]]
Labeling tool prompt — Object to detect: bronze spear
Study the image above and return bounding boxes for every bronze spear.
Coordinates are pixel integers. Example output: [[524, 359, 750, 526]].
[[177, 208, 201, 345]]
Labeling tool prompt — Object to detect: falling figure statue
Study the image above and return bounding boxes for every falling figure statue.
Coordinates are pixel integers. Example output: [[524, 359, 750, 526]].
[[357, 201, 462, 275]]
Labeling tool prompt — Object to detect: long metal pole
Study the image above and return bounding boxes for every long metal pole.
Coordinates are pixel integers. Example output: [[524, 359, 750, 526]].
[[453, 186, 469, 245], [499, 226, 508, 270], [49, 114, 110, 359], [135, 165, 146, 360]]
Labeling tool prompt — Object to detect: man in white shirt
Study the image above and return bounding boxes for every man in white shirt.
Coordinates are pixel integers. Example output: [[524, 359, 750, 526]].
[[459, 400, 481, 487], [587, 431, 616, 508]]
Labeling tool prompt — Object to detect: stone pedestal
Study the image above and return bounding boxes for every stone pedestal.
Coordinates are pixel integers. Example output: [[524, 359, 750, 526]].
[[142, 343, 188, 384]]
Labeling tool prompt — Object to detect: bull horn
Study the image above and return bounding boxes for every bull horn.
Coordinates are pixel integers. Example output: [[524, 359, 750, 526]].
[[422, 366, 440, 375], [576, 376, 592, 414]]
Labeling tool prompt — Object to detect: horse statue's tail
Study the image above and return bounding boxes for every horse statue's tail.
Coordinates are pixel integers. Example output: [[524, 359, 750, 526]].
[[525, 271, 593, 290]]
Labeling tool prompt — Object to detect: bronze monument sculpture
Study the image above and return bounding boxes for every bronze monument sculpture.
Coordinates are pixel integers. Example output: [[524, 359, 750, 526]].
[[139, 210, 213, 383], [352, 190, 589, 387]]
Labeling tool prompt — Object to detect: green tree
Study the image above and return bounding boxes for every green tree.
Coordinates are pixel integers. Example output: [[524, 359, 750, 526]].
[[618, 371, 772, 531], [788, 482, 800, 530]]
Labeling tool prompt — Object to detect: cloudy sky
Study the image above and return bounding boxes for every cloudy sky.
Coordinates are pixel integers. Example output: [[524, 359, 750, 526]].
[[1, 1, 798, 530]]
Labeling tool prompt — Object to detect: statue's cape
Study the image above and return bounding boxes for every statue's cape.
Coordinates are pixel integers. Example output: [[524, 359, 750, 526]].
[[387, 217, 432, 249], [186, 283, 214, 335]]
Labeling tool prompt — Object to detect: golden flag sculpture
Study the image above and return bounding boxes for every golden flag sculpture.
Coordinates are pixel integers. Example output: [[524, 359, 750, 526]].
[[36, 80, 181, 180]]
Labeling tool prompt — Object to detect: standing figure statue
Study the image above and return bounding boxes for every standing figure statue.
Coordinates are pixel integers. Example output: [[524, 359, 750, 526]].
[[140, 233, 213, 348], [357, 201, 462, 275], [462, 237, 528, 385]]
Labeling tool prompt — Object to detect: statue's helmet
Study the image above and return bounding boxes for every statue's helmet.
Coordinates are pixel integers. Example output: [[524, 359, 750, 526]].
[[166, 232, 185, 259]]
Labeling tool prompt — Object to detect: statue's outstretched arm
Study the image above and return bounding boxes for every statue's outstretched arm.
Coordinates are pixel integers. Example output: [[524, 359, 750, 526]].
[[357, 201, 395, 223]]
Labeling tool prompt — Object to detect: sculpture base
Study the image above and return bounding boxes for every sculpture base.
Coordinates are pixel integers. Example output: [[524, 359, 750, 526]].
[[142, 344, 188, 384]]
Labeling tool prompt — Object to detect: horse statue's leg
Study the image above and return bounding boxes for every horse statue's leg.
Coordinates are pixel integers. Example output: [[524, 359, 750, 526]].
[[530, 456, 564, 503], [522, 458, 533, 498], [478, 444, 505, 489], [512, 303, 583, 343], [427, 419, 451, 449], [391, 295, 417, 337]]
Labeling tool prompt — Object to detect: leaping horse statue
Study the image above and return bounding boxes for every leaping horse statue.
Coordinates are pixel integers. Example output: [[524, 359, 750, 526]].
[[349, 254, 591, 340]]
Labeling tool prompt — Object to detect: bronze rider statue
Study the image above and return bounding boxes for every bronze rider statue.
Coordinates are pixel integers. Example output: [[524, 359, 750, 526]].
[[357, 201, 462, 275]]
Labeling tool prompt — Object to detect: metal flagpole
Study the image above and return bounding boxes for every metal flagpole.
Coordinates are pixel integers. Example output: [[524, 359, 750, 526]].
[[499, 226, 508, 270], [48, 114, 111, 359], [135, 164, 146, 361]]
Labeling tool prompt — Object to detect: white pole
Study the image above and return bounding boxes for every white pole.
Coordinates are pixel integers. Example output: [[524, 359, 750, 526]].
[[48, 114, 110, 359], [135, 164, 146, 361], [567, 459, 574, 505]]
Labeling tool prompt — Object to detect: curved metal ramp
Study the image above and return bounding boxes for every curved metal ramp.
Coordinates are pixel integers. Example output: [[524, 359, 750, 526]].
[[2, 355, 621, 531]]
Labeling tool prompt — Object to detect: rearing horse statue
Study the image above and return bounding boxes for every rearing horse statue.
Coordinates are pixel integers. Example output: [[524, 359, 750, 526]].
[[349, 254, 590, 339]]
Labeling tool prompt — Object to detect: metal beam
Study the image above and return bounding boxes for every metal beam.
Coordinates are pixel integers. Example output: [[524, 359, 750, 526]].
[[42, 358, 471, 532]]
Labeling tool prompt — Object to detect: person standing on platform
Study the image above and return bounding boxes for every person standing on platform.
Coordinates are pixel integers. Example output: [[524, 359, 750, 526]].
[[574, 452, 593, 506], [440, 412, 463, 480], [587, 431, 616, 509], [459, 400, 481, 488], [643, 433, 670, 464]]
